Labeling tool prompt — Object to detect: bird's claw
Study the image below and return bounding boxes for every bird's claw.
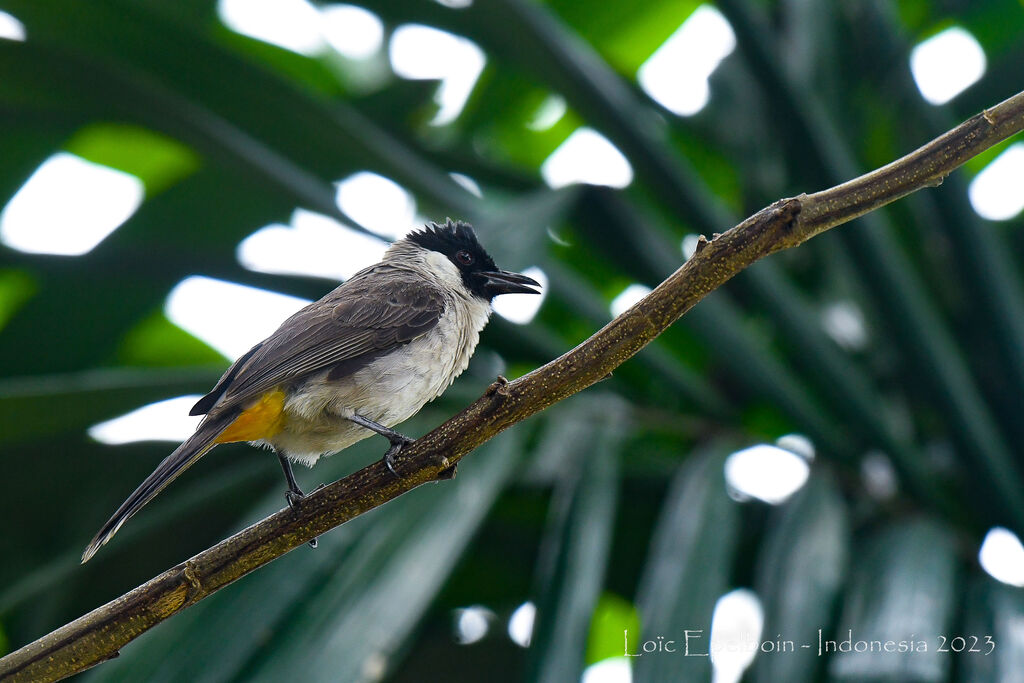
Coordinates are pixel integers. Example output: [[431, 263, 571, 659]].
[[383, 435, 414, 478], [285, 488, 305, 509], [284, 488, 319, 550]]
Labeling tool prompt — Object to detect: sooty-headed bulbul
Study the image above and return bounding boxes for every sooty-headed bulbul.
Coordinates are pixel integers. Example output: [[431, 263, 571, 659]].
[[82, 219, 539, 562]]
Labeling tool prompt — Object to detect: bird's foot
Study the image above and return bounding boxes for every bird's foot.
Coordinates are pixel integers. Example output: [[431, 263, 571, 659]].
[[284, 487, 305, 509], [346, 413, 415, 478], [383, 434, 415, 478], [283, 486, 318, 550]]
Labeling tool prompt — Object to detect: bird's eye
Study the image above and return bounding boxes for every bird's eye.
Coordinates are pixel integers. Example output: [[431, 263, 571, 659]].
[[455, 250, 474, 266]]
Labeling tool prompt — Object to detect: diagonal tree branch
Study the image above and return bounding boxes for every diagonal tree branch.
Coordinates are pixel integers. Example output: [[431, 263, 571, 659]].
[[2, 90, 1023, 683]]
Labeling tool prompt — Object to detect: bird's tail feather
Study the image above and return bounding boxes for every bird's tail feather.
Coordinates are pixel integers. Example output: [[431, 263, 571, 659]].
[[81, 411, 237, 563]]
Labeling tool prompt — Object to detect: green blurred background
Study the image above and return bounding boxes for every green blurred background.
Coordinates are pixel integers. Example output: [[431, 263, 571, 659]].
[[1, 0, 1024, 681]]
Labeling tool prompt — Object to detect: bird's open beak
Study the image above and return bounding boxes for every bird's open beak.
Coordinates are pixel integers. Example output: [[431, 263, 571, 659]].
[[480, 270, 542, 296]]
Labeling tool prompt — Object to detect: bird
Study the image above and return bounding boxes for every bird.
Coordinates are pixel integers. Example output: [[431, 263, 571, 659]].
[[81, 219, 540, 563]]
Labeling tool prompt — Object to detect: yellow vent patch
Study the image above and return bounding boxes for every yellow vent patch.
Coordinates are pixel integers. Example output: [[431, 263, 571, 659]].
[[215, 389, 286, 444]]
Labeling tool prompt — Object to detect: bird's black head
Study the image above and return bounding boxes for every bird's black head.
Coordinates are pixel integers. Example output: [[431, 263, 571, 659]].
[[407, 219, 540, 300]]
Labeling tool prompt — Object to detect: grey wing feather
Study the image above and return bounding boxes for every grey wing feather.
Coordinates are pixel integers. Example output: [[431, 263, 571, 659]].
[[191, 267, 445, 414], [190, 342, 264, 416]]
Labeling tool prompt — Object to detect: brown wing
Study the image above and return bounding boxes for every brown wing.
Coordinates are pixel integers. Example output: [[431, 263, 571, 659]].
[[190, 265, 445, 415]]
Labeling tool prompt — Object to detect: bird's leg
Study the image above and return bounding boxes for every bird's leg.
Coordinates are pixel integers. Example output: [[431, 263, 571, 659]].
[[347, 414, 414, 477], [277, 452, 305, 504], [277, 452, 318, 549]]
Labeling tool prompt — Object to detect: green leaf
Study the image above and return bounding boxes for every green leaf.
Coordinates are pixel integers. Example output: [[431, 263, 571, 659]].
[[1, 0, 480, 218], [752, 472, 850, 682], [0, 458, 272, 615], [842, 2, 1024, 455], [596, 0, 702, 73], [538, 261, 728, 417], [718, 0, 1024, 528], [633, 448, 741, 682], [450, 0, 736, 231], [64, 122, 200, 195], [736, 261, 951, 508], [526, 398, 623, 683], [961, 574, 1024, 681], [585, 593, 640, 667], [116, 311, 226, 367], [564, 188, 851, 453], [829, 519, 959, 682], [0, 167, 293, 377], [0, 367, 220, 445], [0, 269, 35, 333]]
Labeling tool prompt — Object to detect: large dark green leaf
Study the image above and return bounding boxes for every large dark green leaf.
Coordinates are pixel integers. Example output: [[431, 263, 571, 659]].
[[752, 472, 850, 682], [633, 448, 740, 682], [961, 575, 1024, 681], [526, 398, 623, 683], [0, 367, 219, 445], [829, 519, 959, 682], [717, 0, 1024, 530]]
